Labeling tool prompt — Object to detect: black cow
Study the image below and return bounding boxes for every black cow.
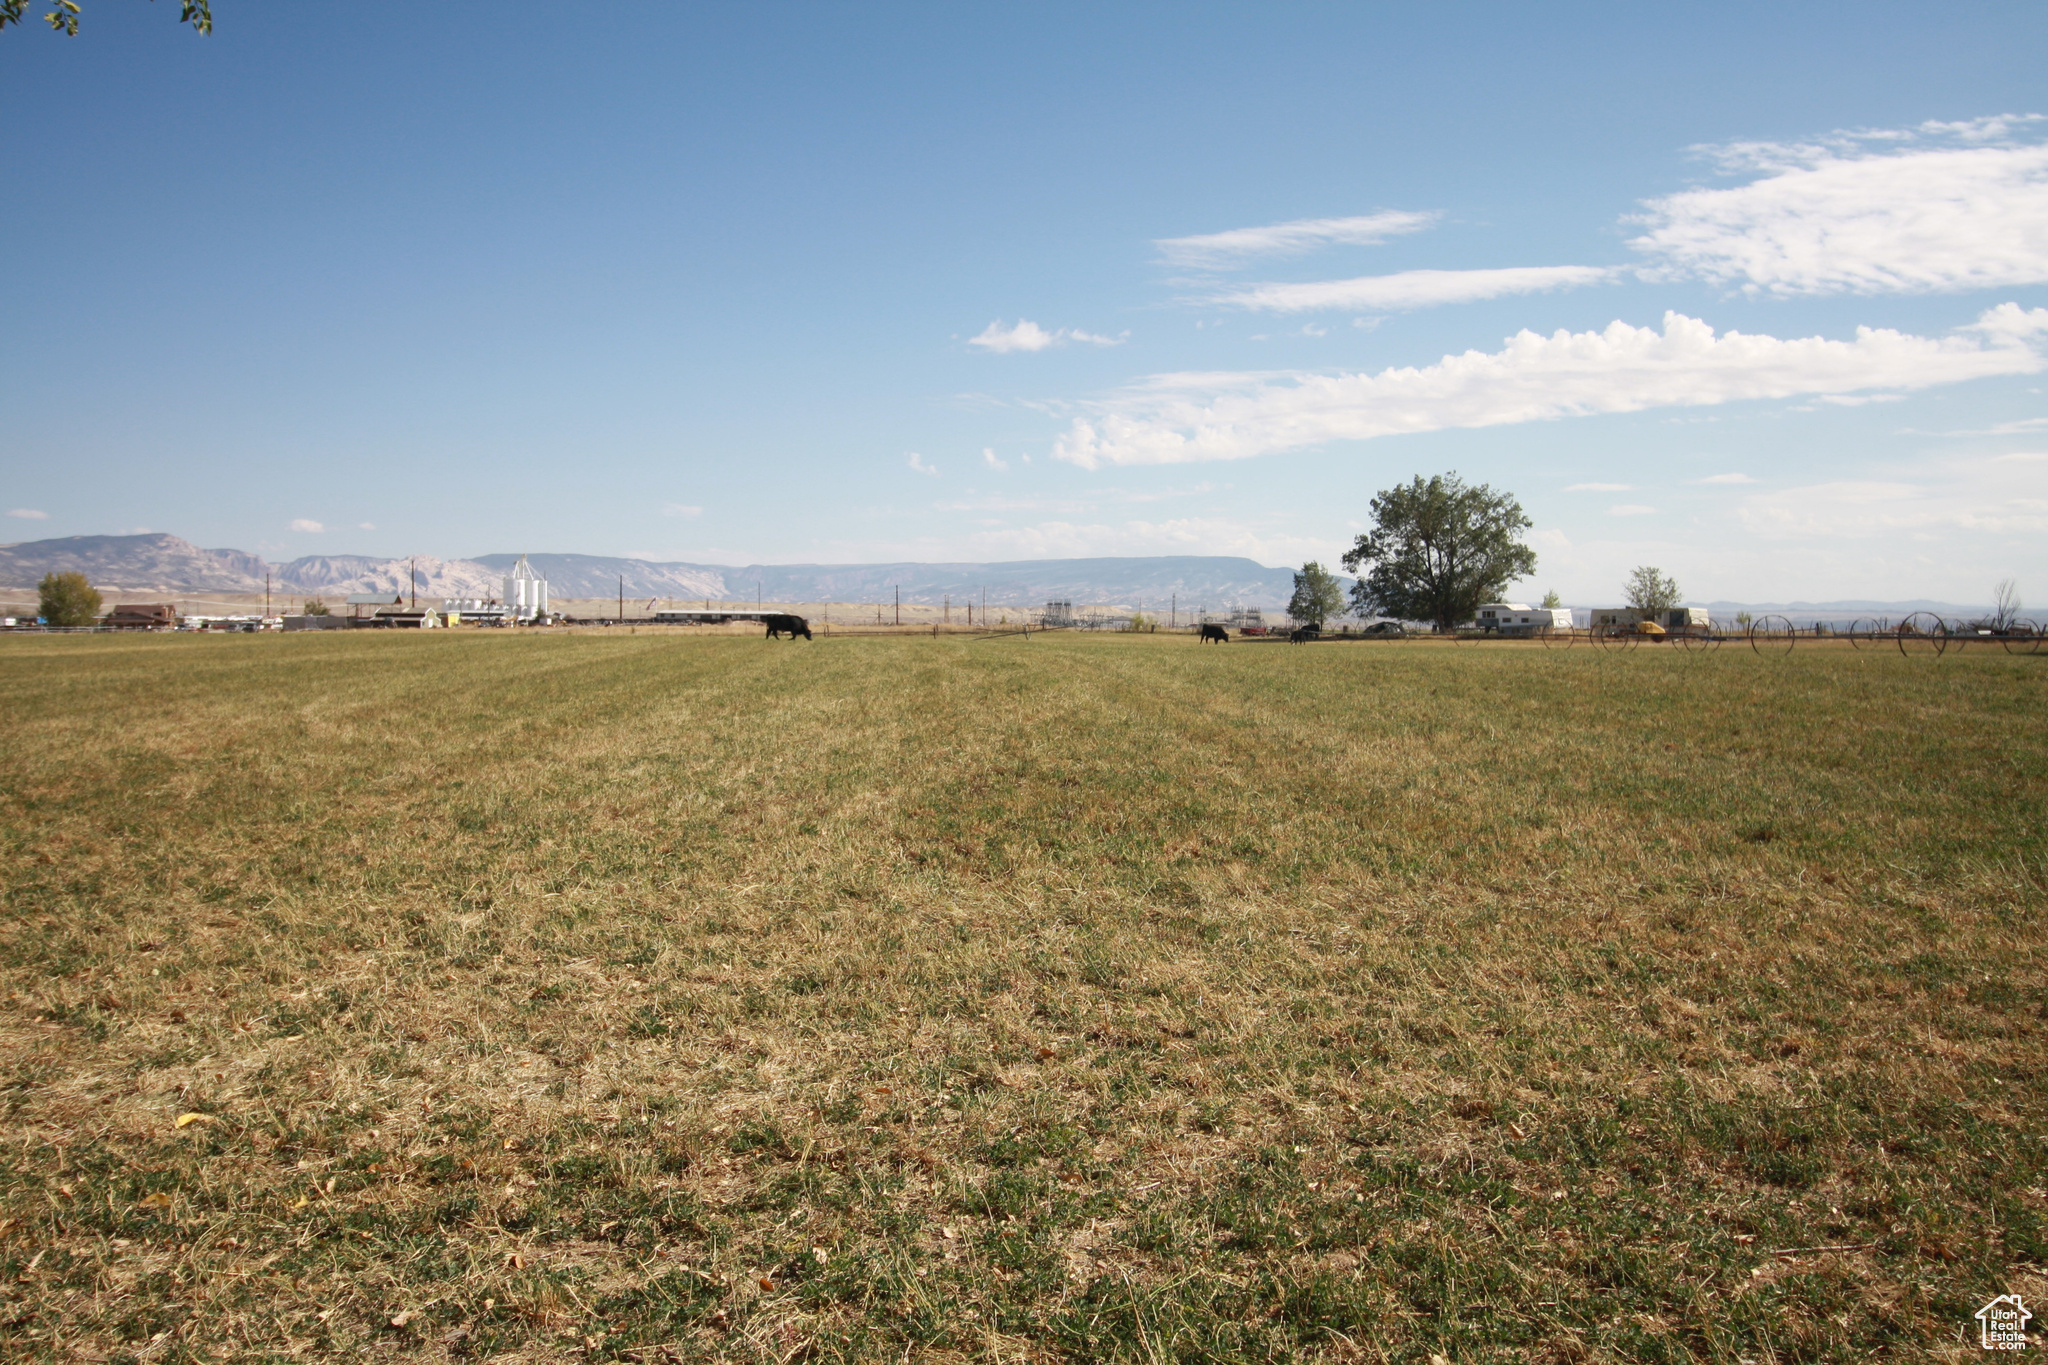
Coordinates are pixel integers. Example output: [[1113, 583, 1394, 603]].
[[1289, 626, 1318, 643], [1198, 624, 1229, 643], [763, 613, 812, 640]]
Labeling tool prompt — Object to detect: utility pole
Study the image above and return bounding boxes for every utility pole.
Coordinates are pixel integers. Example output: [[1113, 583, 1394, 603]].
[[944, 594, 949, 625], [265, 570, 271, 619], [618, 574, 624, 623], [894, 586, 899, 626], [410, 558, 417, 610], [1171, 593, 1176, 628]]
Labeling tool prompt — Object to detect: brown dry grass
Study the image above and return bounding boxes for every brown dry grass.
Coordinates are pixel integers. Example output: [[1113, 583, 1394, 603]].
[[0, 630, 2042, 1363]]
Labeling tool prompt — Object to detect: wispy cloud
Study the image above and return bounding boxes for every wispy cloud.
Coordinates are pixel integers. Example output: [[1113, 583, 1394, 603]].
[[6, 508, 49, 520], [1737, 450, 2048, 538], [1928, 415, 2048, 436], [982, 448, 1008, 471], [906, 452, 939, 477], [1566, 482, 1633, 492], [1630, 116, 2048, 296], [967, 319, 1127, 353], [357, 522, 377, 530], [1609, 504, 1658, 516], [1695, 472, 1756, 484], [289, 518, 325, 533], [1155, 211, 1439, 270], [1219, 265, 1614, 313], [661, 503, 704, 518], [1053, 304, 2048, 468]]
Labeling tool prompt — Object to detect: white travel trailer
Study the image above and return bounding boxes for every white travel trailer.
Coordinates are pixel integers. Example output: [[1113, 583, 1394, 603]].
[[1472, 603, 1572, 635], [1588, 606, 1711, 632]]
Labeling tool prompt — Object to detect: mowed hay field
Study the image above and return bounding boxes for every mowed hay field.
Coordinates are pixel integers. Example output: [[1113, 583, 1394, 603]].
[[1, 632, 2044, 1365]]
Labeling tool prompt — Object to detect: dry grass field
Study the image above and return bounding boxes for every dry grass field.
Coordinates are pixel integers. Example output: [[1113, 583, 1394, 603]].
[[1, 631, 2043, 1363]]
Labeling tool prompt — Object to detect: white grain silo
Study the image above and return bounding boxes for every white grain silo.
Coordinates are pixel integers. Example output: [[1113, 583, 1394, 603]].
[[503, 555, 549, 621]]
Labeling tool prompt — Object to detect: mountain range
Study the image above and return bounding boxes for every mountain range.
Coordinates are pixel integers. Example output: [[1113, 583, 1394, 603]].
[[0, 534, 1307, 608], [0, 534, 2004, 619]]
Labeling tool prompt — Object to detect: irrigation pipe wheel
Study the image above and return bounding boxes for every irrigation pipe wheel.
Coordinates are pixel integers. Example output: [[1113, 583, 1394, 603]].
[[1592, 623, 1637, 653], [1748, 615, 1796, 657], [1675, 628, 1712, 654], [2006, 619, 2044, 656], [1895, 611, 1949, 657]]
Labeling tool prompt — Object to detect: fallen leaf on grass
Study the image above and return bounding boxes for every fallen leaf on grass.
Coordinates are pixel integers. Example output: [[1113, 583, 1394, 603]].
[[175, 1112, 211, 1128]]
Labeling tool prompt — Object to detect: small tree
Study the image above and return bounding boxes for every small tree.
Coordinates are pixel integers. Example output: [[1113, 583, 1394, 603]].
[[1342, 473, 1537, 632], [301, 597, 331, 616], [1541, 589, 1562, 609], [1735, 610, 1754, 629], [1126, 612, 1152, 632], [1288, 561, 1346, 629], [38, 571, 101, 627], [1993, 579, 2021, 631], [1624, 566, 1682, 615]]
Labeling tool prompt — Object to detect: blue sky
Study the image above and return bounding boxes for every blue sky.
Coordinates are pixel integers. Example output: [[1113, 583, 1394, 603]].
[[3, 2, 2045, 602]]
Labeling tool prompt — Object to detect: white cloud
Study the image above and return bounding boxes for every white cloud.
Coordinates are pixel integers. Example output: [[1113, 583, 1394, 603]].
[[1811, 392, 1907, 407], [1737, 451, 2048, 539], [1630, 118, 2048, 296], [661, 503, 704, 518], [906, 452, 939, 477], [357, 521, 377, 530], [1053, 304, 2048, 468], [1219, 265, 1614, 313], [6, 508, 49, 520], [1695, 472, 1756, 484], [969, 319, 1060, 353], [967, 319, 1126, 353], [1155, 211, 1439, 269], [1567, 482, 1633, 492], [1970, 416, 2048, 435], [290, 518, 325, 533], [982, 448, 1008, 471], [1609, 504, 1658, 516]]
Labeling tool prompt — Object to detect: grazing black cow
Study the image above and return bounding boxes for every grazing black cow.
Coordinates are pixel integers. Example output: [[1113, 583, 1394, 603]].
[[1198, 623, 1229, 643], [763, 613, 812, 640], [1289, 626, 1318, 644]]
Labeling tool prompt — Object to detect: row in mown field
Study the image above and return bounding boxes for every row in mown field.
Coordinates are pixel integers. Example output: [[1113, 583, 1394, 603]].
[[0, 634, 2042, 1361]]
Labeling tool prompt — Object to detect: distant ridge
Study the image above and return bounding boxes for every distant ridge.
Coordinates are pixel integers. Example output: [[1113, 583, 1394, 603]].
[[0, 534, 1306, 607], [0, 534, 2002, 617]]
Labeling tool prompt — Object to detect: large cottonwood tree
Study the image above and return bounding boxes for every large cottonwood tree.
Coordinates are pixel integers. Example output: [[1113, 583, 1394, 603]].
[[1342, 473, 1537, 632]]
